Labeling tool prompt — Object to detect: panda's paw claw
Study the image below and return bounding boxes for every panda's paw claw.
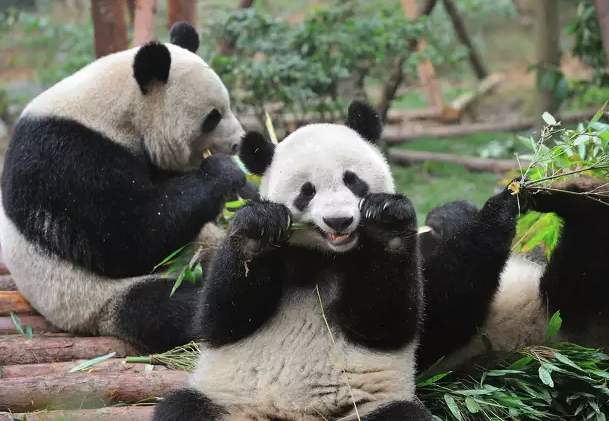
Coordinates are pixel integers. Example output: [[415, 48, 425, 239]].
[[229, 200, 292, 252], [360, 193, 416, 228]]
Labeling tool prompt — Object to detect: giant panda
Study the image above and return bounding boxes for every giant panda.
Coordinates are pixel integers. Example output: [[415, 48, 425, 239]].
[[413, 175, 609, 374], [0, 22, 247, 353], [151, 100, 436, 420]]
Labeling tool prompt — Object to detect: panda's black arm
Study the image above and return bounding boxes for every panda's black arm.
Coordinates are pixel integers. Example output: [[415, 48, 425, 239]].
[[335, 193, 423, 351], [415, 183, 522, 368], [191, 201, 288, 347], [529, 179, 609, 336]]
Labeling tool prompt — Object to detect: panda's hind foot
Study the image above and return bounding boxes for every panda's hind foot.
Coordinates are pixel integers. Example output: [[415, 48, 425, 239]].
[[151, 388, 227, 421]]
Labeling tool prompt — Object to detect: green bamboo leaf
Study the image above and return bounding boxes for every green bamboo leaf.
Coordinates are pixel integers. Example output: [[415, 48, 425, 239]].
[[464, 397, 480, 413], [153, 244, 189, 272], [545, 311, 562, 342], [443, 394, 463, 420], [538, 364, 554, 387]]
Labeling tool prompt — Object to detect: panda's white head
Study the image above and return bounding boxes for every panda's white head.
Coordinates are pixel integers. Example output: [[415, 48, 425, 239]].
[[239, 101, 395, 253], [22, 22, 243, 172]]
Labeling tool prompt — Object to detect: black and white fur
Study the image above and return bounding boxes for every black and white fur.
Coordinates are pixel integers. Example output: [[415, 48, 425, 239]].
[[414, 177, 609, 374], [0, 22, 247, 353], [152, 100, 434, 420]]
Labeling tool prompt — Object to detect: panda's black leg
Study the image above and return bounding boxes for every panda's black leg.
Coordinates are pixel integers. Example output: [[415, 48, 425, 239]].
[[151, 388, 227, 421], [358, 400, 433, 421], [191, 200, 289, 348], [108, 276, 201, 353], [337, 193, 423, 351], [416, 177, 528, 370], [530, 178, 609, 345]]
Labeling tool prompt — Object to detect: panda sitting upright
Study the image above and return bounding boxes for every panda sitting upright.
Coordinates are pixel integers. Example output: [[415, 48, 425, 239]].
[[0, 22, 246, 353], [152, 100, 436, 420]]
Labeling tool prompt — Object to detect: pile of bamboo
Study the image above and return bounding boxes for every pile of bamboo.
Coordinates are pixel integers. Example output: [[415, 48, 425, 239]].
[[0, 252, 185, 421]]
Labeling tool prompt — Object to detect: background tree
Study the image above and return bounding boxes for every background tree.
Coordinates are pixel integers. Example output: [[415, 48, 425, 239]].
[[90, 0, 128, 58]]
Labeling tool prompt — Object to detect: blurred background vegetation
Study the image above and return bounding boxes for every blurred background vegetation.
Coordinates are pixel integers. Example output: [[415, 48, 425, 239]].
[[0, 0, 607, 217]]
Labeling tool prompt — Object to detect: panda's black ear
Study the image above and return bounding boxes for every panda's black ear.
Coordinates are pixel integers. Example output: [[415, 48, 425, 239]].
[[238, 131, 275, 176], [133, 41, 171, 95], [170, 22, 200, 53], [345, 100, 383, 143]]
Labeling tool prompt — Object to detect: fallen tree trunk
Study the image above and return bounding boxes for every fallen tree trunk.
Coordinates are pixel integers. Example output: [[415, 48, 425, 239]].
[[0, 275, 15, 291], [0, 406, 154, 421], [0, 259, 9, 275], [0, 371, 187, 412], [0, 336, 142, 365], [383, 106, 605, 143], [0, 291, 34, 316], [387, 149, 527, 174], [0, 315, 59, 335], [0, 358, 167, 379], [439, 73, 504, 124]]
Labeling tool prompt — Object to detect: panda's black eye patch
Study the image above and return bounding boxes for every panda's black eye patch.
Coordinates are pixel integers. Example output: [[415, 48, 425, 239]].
[[294, 182, 316, 211], [202, 109, 222, 133], [343, 170, 369, 197]]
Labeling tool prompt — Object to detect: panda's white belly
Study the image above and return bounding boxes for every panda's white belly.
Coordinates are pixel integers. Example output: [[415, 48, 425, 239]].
[[190, 287, 417, 418], [0, 204, 143, 333]]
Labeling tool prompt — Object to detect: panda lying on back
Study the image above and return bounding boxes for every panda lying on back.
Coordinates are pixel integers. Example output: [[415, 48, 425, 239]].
[[0, 22, 246, 353], [413, 175, 609, 374], [151, 100, 531, 421]]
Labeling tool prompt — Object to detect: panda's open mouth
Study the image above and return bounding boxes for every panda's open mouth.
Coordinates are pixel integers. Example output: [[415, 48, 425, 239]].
[[323, 231, 356, 246]]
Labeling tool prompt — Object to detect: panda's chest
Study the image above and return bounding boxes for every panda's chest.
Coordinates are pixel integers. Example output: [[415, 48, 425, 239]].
[[191, 285, 413, 417]]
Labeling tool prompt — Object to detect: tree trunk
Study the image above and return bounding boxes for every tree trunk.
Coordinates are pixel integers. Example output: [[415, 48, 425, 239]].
[[0, 371, 187, 412], [0, 336, 142, 365], [376, 0, 439, 123], [441, 0, 488, 80], [5, 406, 154, 421], [593, 0, 609, 70], [90, 0, 129, 58], [132, 0, 158, 46], [533, 0, 561, 137], [126, 0, 135, 25], [215, 0, 257, 55], [403, 0, 444, 110], [167, 0, 196, 29], [0, 358, 167, 379]]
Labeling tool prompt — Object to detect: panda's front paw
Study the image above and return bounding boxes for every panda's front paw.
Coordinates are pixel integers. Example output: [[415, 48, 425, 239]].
[[228, 201, 292, 255], [359, 193, 417, 249], [200, 154, 247, 194]]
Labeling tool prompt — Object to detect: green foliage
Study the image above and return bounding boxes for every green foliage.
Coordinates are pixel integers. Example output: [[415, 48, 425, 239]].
[[204, 2, 459, 133], [417, 311, 609, 421], [510, 105, 609, 258], [0, 8, 95, 89], [561, 1, 609, 106]]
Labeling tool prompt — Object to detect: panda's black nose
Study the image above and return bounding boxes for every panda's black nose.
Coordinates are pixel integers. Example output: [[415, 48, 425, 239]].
[[323, 217, 354, 232]]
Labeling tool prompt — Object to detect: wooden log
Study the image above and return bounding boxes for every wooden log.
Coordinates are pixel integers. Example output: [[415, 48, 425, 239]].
[[0, 336, 143, 365], [0, 315, 59, 335], [0, 358, 167, 379], [0, 406, 154, 421], [383, 107, 606, 143], [0, 371, 187, 412], [387, 149, 526, 174], [0, 260, 10, 275], [0, 275, 15, 291], [0, 291, 34, 316], [439, 73, 504, 124]]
